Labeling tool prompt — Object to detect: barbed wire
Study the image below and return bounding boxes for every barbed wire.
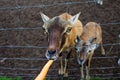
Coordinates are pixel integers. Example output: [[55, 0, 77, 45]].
[[0, 72, 120, 77], [0, 42, 119, 49], [0, 0, 111, 10], [0, 1, 96, 10], [0, 73, 120, 79], [0, 27, 41, 31], [0, 45, 46, 49], [0, 66, 119, 71], [0, 56, 118, 61], [0, 21, 120, 31]]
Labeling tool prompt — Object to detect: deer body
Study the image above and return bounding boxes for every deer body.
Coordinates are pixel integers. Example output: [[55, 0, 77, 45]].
[[75, 22, 105, 80], [40, 12, 83, 77], [59, 13, 83, 52]]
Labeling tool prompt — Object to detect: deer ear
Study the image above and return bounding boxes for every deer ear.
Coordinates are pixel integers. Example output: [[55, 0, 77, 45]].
[[69, 12, 81, 25], [40, 12, 50, 22]]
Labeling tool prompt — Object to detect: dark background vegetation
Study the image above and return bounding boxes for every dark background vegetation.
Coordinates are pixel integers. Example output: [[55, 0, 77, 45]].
[[0, 0, 120, 80]]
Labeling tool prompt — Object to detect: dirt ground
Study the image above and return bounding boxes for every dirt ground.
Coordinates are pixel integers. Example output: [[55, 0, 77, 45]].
[[0, 0, 120, 80]]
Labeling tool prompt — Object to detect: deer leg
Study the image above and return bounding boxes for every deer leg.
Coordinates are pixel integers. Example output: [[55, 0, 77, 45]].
[[86, 51, 94, 80], [64, 58, 68, 77], [100, 43, 105, 55], [86, 65, 90, 80], [64, 50, 71, 77], [59, 53, 64, 75], [80, 64, 84, 80]]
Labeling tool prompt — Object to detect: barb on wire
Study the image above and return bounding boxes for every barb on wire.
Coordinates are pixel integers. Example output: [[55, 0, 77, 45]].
[[0, 58, 7, 63], [95, 0, 103, 5]]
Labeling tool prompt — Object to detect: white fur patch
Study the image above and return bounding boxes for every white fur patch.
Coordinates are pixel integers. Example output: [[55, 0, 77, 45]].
[[90, 44, 97, 50], [86, 44, 98, 53]]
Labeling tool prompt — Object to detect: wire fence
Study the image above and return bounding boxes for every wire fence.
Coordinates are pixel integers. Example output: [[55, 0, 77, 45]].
[[0, 0, 120, 80], [0, 21, 120, 31], [0, 42, 119, 49], [0, 0, 100, 10]]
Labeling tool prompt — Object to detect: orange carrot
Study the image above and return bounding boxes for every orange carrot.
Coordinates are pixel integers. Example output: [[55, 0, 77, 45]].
[[34, 60, 54, 80]]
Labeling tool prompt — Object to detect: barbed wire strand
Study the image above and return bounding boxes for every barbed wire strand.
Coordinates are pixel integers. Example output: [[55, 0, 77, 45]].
[[0, 56, 118, 61], [0, 66, 119, 71], [0, 73, 120, 79], [0, 42, 119, 49], [0, 21, 120, 31], [0, 1, 96, 10]]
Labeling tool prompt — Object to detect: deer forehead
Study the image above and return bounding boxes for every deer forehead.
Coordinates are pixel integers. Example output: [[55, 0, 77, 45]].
[[43, 17, 71, 29]]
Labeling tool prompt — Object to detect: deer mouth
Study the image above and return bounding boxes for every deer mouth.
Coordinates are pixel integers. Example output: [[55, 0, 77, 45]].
[[45, 50, 59, 60]]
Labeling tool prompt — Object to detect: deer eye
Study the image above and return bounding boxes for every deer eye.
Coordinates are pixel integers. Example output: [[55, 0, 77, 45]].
[[88, 50, 92, 53], [42, 27, 48, 34], [42, 27, 45, 31], [66, 27, 72, 33]]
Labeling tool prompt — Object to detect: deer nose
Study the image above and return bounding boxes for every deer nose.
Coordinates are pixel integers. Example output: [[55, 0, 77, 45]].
[[46, 50, 57, 60], [80, 59, 83, 63], [48, 50, 56, 54], [46, 45, 58, 60], [48, 44, 57, 54]]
